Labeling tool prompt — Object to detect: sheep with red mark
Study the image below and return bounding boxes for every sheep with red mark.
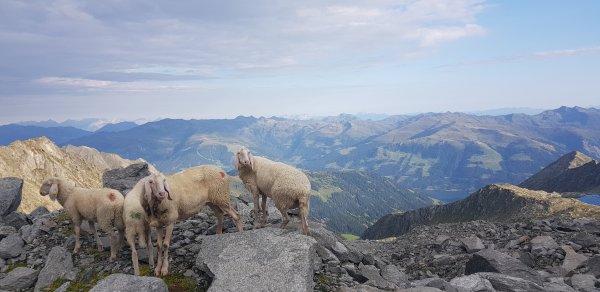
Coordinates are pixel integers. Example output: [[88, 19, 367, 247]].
[[39, 177, 125, 260], [234, 147, 311, 235], [134, 166, 243, 276]]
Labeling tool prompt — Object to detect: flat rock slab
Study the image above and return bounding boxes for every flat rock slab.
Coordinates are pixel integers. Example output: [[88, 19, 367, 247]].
[[34, 246, 74, 291], [196, 227, 317, 292], [465, 249, 542, 285], [89, 273, 168, 292]]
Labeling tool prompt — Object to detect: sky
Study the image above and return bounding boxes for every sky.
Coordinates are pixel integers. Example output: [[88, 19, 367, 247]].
[[1, 0, 599, 124]]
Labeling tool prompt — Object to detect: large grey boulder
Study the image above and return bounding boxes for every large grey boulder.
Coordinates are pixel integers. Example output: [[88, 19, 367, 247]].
[[196, 227, 317, 292], [103, 163, 151, 194], [568, 274, 597, 292], [380, 264, 409, 287], [465, 249, 542, 285], [0, 226, 17, 240], [0, 177, 23, 216], [89, 274, 168, 292], [0, 267, 39, 290], [0, 234, 24, 259], [476, 272, 544, 292], [581, 254, 600, 277], [34, 246, 74, 291]]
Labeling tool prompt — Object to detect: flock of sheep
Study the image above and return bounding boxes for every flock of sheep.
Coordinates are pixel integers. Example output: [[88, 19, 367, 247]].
[[37, 147, 311, 276]]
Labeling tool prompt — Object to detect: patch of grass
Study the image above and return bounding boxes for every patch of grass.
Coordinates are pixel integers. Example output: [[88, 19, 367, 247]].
[[81, 247, 105, 261], [46, 278, 68, 291], [314, 273, 340, 292], [46, 269, 111, 292], [139, 266, 207, 292], [340, 233, 360, 240], [6, 261, 27, 272], [54, 212, 71, 223]]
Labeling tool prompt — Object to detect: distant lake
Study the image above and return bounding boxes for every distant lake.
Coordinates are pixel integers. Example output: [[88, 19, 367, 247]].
[[577, 195, 600, 206], [420, 189, 469, 204]]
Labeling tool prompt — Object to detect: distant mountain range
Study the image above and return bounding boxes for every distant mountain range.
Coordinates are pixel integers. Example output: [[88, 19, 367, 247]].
[[1, 138, 433, 235], [361, 183, 600, 240], [3, 106, 600, 198]]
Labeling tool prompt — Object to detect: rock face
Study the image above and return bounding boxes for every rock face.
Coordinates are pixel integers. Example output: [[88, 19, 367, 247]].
[[519, 150, 600, 195], [362, 183, 600, 239], [0, 267, 39, 290], [0, 234, 24, 259], [0, 177, 23, 216], [196, 227, 317, 292], [89, 274, 168, 292], [34, 246, 74, 291], [102, 162, 152, 194]]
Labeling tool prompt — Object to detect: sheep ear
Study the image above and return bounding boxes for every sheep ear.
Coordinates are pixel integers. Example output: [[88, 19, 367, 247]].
[[49, 183, 58, 201], [233, 152, 240, 170], [144, 179, 152, 202], [164, 179, 172, 200], [248, 151, 255, 171]]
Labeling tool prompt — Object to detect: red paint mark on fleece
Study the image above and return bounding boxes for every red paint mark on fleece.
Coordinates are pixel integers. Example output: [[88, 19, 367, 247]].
[[108, 192, 116, 202], [219, 171, 225, 178]]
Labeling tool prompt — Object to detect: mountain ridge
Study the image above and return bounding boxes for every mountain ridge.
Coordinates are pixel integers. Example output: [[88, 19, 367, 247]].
[[361, 183, 600, 240]]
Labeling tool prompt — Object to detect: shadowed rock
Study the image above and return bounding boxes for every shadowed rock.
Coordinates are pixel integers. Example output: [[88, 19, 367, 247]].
[[89, 274, 168, 292], [0, 177, 22, 216]]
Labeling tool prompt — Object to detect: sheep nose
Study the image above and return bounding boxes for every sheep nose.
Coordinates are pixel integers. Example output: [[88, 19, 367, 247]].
[[158, 191, 166, 199]]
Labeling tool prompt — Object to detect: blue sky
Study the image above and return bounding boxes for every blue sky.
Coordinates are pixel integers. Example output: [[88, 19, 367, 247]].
[[0, 0, 599, 123]]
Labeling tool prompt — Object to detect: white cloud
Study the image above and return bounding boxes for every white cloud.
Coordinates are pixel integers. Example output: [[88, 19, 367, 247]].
[[534, 46, 600, 58], [405, 23, 485, 47]]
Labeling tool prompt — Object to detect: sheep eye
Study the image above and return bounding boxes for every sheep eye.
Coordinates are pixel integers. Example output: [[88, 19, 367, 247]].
[[149, 180, 154, 184]]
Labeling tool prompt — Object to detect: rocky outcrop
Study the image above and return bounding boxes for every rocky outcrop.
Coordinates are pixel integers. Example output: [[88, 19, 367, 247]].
[[0, 177, 23, 216], [519, 150, 600, 196], [102, 162, 152, 194], [196, 227, 317, 292], [34, 246, 76, 291], [362, 183, 600, 239], [0, 267, 39, 290]]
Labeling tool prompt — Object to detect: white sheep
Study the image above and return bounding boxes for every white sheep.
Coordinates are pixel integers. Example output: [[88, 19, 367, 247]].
[[39, 177, 125, 260], [234, 147, 311, 235], [122, 174, 156, 276], [142, 166, 243, 276]]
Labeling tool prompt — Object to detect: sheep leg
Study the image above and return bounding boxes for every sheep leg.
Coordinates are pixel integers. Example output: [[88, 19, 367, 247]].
[[88, 221, 103, 251], [223, 206, 243, 232], [260, 194, 268, 227], [252, 192, 261, 229], [159, 223, 174, 276], [146, 224, 154, 268], [72, 216, 82, 254], [299, 200, 310, 236], [209, 204, 225, 234], [126, 228, 140, 276], [154, 226, 164, 276], [108, 229, 120, 261], [277, 206, 290, 229]]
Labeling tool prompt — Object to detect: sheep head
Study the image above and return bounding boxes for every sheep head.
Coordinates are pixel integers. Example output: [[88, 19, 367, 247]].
[[143, 173, 172, 202], [39, 177, 60, 201], [235, 147, 254, 171]]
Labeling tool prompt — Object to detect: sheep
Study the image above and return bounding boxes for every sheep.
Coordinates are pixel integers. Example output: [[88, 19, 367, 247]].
[[234, 147, 311, 235], [39, 177, 125, 261], [141, 166, 243, 276], [123, 175, 156, 276]]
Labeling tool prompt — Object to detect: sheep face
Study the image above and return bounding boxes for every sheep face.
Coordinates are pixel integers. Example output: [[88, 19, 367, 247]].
[[235, 147, 254, 170], [144, 173, 172, 202], [39, 178, 59, 201]]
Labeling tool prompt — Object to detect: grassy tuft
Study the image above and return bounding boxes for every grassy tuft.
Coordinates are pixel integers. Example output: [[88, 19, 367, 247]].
[[6, 261, 27, 272], [340, 233, 360, 240]]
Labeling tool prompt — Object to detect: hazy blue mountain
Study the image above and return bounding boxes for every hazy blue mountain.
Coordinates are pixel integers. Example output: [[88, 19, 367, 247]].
[[17, 118, 106, 131], [96, 121, 139, 133], [468, 107, 546, 116], [62, 107, 600, 197], [0, 125, 91, 146]]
